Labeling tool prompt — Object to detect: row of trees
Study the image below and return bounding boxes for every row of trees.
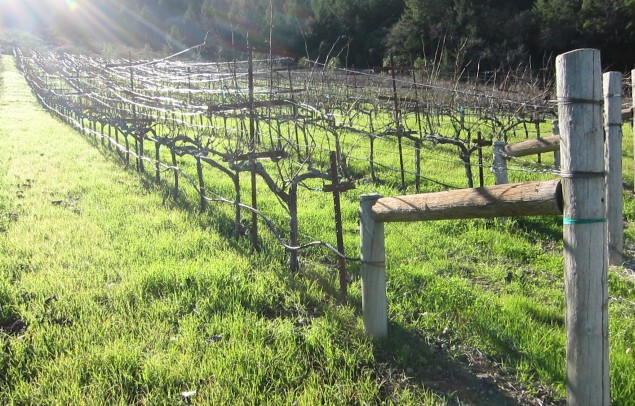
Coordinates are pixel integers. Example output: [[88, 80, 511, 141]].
[[3, 0, 635, 71]]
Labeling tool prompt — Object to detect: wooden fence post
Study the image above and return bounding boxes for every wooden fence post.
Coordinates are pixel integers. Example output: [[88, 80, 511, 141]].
[[138, 132, 145, 174], [604, 71, 623, 266], [248, 43, 259, 249], [123, 131, 131, 167], [359, 194, 387, 338], [196, 156, 207, 212], [325, 151, 356, 304], [289, 182, 300, 273], [552, 120, 561, 170], [556, 48, 609, 406], [476, 132, 484, 188], [155, 142, 161, 183], [534, 119, 542, 164], [633, 69, 635, 192], [492, 140, 508, 185], [171, 148, 179, 198]]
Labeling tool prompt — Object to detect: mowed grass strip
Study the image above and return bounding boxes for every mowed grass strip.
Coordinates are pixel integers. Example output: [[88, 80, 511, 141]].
[[0, 56, 447, 405]]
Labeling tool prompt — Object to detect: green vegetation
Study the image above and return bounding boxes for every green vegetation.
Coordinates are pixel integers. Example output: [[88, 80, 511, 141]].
[[2, 50, 635, 406]]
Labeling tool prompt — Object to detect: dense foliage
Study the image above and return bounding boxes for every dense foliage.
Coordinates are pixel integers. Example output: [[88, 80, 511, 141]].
[[2, 0, 635, 70]]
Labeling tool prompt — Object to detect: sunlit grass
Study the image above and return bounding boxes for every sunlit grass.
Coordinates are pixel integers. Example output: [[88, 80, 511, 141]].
[[0, 55, 445, 404], [2, 53, 635, 404]]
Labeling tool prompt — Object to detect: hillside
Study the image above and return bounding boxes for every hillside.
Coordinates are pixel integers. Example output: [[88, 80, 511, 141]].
[[1, 1, 635, 70]]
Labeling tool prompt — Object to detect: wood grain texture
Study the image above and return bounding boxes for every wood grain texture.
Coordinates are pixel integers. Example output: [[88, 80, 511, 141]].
[[492, 140, 508, 185], [370, 180, 562, 223], [557, 49, 609, 406], [359, 194, 387, 338], [604, 72, 623, 266], [502, 135, 560, 157]]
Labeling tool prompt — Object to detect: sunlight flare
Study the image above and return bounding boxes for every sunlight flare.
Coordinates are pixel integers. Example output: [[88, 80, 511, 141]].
[[65, 0, 79, 12]]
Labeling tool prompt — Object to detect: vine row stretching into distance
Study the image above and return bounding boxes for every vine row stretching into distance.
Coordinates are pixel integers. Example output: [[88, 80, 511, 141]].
[[14, 47, 560, 274]]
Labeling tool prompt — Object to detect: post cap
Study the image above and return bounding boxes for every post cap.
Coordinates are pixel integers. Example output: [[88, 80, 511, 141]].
[[360, 193, 382, 202]]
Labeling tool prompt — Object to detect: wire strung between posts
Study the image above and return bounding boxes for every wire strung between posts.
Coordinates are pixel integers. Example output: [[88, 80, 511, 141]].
[[306, 59, 554, 111], [17, 45, 568, 270], [498, 152, 562, 177], [26, 80, 361, 263], [34, 80, 555, 187], [105, 31, 212, 69]]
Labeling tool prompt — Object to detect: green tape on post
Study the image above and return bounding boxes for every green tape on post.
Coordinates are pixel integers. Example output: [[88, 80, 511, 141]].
[[563, 217, 607, 225]]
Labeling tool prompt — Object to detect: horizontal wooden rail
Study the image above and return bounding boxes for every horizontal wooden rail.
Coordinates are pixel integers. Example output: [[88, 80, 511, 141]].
[[501, 135, 560, 158], [371, 179, 562, 223], [623, 107, 632, 122]]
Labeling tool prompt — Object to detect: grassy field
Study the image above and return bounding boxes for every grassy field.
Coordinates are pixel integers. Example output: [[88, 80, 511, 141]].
[[2, 53, 635, 405]]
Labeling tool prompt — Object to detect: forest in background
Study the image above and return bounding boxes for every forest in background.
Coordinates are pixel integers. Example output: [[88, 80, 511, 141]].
[[1, 0, 635, 71]]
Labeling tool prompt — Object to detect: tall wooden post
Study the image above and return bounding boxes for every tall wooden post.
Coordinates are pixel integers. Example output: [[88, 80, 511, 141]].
[[155, 142, 161, 183], [196, 156, 207, 212], [557, 49, 609, 406], [325, 151, 355, 304], [492, 140, 508, 185], [473, 132, 491, 187], [534, 120, 542, 164], [359, 194, 387, 338], [171, 148, 179, 198], [389, 55, 406, 191], [289, 183, 299, 273], [604, 71, 623, 266], [138, 131, 145, 174], [233, 172, 241, 238], [248, 43, 259, 249], [124, 132, 131, 167], [129, 56, 142, 173], [552, 120, 561, 170], [107, 124, 112, 151]]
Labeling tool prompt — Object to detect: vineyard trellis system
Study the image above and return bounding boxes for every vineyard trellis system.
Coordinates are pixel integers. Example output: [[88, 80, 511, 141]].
[[359, 49, 628, 406], [14, 44, 556, 302]]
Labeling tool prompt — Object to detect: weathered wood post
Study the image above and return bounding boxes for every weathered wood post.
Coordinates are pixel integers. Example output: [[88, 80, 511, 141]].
[[534, 119, 542, 164], [359, 194, 387, 338], [248, 43, 259, 249], [288, 182, 300, 273], [476, 132, 484, 188], [492, 140, 508, 185], [633, 69, 635, 191], [196, 156, 207, 212], [138, 131, 145, 174], [155, 141, 161, 183], [556, 49, 609, 406], [107, 123, 113, 151], [359, 179, 562, 338], [552, 120, 561, 170], [389, 55, 406, 191], [171, 147, 179, 198], [604, 71, 623, 266], [325, 151, 356, 304], [123, 131, 131, 167]]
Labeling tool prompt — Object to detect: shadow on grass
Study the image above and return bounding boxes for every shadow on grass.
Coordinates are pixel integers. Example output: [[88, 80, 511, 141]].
[[343, 265, 566, 405], [374, 322, 523, 405], [371, 321, 565, 405], [83, 133, 561, 405], [512, 216, 562, 243]]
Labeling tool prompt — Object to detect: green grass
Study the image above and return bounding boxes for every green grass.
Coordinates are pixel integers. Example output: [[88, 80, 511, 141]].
[[2, 53, 635, 405], [0, 56, 442, 404]]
